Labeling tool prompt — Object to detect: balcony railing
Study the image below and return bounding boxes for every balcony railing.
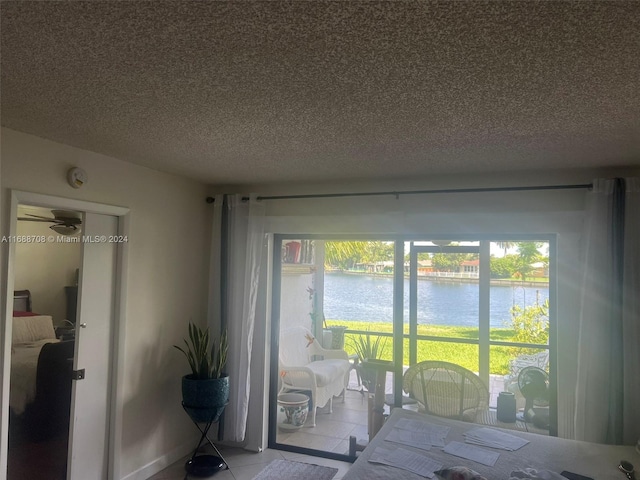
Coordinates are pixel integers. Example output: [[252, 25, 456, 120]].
[[421, 271, 479, 278], [335, 327, 549, 409]]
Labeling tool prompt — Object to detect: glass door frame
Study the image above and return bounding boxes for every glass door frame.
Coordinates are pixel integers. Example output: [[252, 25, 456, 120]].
[[406, 235, 557, 435], [268, 233, 403, 460], [268, 233, 558, 459], [408, 242, 483, 375]]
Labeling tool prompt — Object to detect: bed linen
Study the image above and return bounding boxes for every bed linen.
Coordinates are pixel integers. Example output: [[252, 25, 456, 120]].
[[10, 315, 59, 415], [10, 338, 60, 414]]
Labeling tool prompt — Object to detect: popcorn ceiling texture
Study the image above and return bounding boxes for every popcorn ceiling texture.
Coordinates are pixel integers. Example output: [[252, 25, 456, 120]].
[[1, 1, 639, 185]]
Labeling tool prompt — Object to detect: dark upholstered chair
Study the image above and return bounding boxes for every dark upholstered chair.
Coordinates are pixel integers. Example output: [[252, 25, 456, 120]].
[[25, 340, 75, 441]]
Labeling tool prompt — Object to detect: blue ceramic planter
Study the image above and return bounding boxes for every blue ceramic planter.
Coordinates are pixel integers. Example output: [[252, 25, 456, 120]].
[[182, 374, 229, 423]]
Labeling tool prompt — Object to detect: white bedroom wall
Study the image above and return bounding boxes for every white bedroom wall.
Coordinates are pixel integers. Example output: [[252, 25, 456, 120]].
[[1, 127, 213, 479], [13, 219, 81, 324]]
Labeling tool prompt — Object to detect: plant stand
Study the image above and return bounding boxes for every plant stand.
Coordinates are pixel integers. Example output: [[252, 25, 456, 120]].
[[182, 402, 229, 477], [361, 359, 394, 439]]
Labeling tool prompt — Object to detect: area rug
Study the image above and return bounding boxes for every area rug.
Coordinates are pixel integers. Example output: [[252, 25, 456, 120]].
[[252, 459, 339, 480]]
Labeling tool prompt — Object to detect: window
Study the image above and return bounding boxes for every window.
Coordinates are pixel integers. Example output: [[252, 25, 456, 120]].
[[269, 235, 555, 459]]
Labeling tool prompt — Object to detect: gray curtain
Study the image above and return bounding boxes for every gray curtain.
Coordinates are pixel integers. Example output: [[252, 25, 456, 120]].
[[220, 194, 265, 442], [574, 178, 640, 445]]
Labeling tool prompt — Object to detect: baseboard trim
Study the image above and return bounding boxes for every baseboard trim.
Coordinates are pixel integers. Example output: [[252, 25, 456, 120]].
[[119, 442, 194, 480]]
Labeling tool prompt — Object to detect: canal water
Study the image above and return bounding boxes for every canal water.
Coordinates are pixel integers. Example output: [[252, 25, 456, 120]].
[[324, 272, 549, 328]]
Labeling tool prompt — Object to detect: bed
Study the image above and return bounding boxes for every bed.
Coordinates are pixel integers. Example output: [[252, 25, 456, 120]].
[[11, 313, 60, 414], [11, 291, 75, 440], [343, 408, 639, 480]]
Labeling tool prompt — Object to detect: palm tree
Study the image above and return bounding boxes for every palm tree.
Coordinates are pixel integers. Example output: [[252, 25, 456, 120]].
[[323, 241, 369, 269], [495, 241, 516, 254], [323, 241, 394, 270], [514, 242, 542, 281]]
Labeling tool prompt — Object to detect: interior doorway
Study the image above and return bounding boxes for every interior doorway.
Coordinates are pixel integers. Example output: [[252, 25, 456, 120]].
[[1, 191, 129, 480], [8, 205, 82, 479]]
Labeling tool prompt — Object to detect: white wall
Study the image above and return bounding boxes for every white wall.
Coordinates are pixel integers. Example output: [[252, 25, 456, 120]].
[[279, 268, 314, 333], [217, 166, 640, 441], [1, 128, 213, 479], [14, 219, 81, 324]]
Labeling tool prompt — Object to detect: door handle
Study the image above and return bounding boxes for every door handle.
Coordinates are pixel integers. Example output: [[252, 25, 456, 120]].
[[80, 323, 87, 328]]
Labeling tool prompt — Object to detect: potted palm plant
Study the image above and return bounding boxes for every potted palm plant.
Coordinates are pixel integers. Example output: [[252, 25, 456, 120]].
[[174, 322, 229, 423], [350, 331, 388, 392]]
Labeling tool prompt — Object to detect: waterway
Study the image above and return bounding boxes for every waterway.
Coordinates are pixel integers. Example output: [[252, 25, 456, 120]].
[[323, 272, 549, 328]]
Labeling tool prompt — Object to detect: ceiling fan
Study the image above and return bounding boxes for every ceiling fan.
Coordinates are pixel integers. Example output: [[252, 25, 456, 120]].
[[18, 209, 82, 235]]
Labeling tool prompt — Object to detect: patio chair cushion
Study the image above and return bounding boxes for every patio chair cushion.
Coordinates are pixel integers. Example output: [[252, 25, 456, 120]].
[[306, 359, 351, 387], [279, 326, 350, 426]]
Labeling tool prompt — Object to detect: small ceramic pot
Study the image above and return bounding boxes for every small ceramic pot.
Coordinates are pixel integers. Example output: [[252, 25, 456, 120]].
[[277, 393, 309, 431]]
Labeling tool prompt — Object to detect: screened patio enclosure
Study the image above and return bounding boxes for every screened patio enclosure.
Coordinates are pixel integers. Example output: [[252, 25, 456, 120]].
[[269, 236, 555, 460]]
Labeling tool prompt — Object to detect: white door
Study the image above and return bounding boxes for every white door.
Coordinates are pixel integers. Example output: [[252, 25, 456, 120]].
[[67, 213, 117, 480]]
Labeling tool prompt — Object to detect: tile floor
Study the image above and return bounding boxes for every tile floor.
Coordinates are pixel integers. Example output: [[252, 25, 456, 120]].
[[149, 375, 364, 480], [275, 370, 520, 454], [150, 370, 544, 479], [277, 386, 370, 455], [147, 445, 353, 480]]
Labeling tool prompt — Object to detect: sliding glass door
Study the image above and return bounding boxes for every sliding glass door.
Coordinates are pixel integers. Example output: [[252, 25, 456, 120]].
[[270, 236, 402, 460], [406, 239, 553, 418], [269, 235, 556, 460], [407, 241, 481, 370]]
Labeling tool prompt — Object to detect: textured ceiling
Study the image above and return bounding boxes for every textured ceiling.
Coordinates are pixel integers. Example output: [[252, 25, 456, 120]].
[[2, 1, 639, 186]]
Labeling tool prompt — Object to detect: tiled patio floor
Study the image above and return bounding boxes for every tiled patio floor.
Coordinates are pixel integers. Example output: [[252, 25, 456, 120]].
[[275, 370, 548, 454]]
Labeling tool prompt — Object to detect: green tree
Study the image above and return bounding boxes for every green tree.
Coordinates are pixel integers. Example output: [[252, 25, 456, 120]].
[[324, 241, 394, 269], [490, 255, 518, 278], [514, 242, 542, 281], [324, 241, 369, 269], [362, 242, 394, 264], [404, 252, 431, 262], [495, 241, 516, 254], [509, 299, 549, 352], [432, 252, 476, 272]]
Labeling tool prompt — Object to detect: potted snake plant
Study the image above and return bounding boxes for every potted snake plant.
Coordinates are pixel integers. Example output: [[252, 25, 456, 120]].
[[350, 331, 388, 392], [174, 322, 229, 423]]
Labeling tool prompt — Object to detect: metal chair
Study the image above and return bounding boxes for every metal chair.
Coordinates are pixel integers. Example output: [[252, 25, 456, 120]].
[[402, 360, 489, 422]]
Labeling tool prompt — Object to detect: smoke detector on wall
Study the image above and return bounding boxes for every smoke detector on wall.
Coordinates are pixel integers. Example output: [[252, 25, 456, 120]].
[[67, 167, 87, 189]]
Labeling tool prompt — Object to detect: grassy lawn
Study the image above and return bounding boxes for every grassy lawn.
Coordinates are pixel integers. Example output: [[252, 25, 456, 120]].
[[325, 319, 524, 375]]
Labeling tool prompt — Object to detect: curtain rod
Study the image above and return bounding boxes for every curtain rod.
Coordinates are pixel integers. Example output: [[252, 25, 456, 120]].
[[205, 183, 592, 203], [253, 183, 593, 202]]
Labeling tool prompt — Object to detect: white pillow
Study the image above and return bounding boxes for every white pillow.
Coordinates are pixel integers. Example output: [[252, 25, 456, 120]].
[[12, 315, 56, 344]]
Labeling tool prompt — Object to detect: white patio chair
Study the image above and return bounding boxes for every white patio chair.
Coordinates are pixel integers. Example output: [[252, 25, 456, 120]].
[[503, 350, 549, 409], [279, 326, 350, 427]]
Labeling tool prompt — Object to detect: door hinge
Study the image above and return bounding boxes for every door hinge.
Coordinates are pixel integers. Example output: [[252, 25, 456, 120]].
[[72, 369, 85, 381]]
